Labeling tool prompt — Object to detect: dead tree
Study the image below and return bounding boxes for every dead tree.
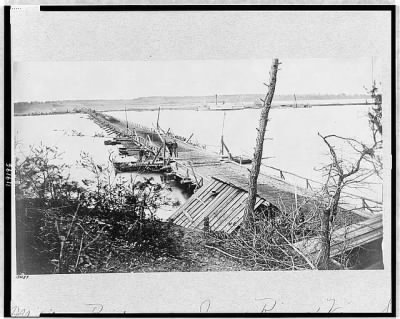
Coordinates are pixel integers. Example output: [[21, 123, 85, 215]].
[[317, 133, 379, 269], [317, 82, 383, 269], [244, 58, 280, 229]]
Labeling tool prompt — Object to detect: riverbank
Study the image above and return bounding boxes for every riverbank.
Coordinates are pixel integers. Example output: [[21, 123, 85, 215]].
[[15, 110, 82, 116], [114, 228, 263, 273], [15, 101, 373, 116], [14, 95, 372, 116]]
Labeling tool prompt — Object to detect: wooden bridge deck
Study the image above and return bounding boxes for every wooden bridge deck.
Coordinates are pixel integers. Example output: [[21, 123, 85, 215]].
[[88, 110, 219, 162], [293, 214, 383, 259], [171, 159, 314, 209], [86, 109, 383, 248]]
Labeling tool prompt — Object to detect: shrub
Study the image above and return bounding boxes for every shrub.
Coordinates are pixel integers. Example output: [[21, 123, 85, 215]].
[[16, 144, 184, 274]]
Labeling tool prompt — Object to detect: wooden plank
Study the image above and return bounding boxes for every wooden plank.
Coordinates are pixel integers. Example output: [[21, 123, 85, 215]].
[[193, 196, 206, 206], [325, 216, 382, 243], [191, 187, 241, 230], [169, 181, 210, 221], [178, 182, 228, 227], [170, 180, 218, 222], [209, 191, 247, 229], [184, 184, 232, 229], [188, 181, 226, 212], [224, 210, 246, 233], [213, 175, 248, 189], [213, 193, 249, 232], [182, 209, 194, 224], [331, 219, 382, 240], [215, 199, 247, 232], [330, 229, 383, 257], [182, 183, 231, 227], [206, 188, 244, 227], [217, 200, 248, 233], [293, 215, 383, 257], [221, 197, 264, 233], [205, 188, 243, 228], [328, 231, 383, 257], [173, 180, 223, 224], [344, 226, 383, 245], [191, 187, 240, 230], [224, 194, 259, 223], [331, 220, 382, 245], [295, 226, 383, 258]]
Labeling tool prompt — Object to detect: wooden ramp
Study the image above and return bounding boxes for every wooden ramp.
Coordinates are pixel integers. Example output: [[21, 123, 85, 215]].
[[293, 214, 383, 259], [170, 178, 267, 233]]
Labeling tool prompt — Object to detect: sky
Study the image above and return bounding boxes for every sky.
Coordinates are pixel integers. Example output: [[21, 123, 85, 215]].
[[13, 57, 379, 102]]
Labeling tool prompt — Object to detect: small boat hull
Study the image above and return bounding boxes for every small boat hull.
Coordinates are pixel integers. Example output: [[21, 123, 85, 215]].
[[104, 140, 119, 145], [113, 161, 165, 173], [232, 157, 252, 164]]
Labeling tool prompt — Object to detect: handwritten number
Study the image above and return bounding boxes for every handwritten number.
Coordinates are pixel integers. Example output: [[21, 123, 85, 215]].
[[11, 305, 31, 317], [5, 163, 12, 187]]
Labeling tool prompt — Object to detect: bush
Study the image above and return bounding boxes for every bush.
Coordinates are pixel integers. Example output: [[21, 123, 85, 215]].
[[16, 145, 184, 274]]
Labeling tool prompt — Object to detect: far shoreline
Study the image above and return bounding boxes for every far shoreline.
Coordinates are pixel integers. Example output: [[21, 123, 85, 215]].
[[14, 100, 374, 117]]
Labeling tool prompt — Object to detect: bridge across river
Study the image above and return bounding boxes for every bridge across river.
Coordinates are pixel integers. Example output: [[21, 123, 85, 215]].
[[85, 109, 383, 257]]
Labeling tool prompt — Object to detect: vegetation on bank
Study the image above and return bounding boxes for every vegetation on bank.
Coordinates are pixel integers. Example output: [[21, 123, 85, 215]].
[[16, 145, 185, 274]]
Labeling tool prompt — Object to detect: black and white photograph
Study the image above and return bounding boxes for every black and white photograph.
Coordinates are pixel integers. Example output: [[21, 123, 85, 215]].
[[5, 4, 395, 315], [14, 57, 385, 274]]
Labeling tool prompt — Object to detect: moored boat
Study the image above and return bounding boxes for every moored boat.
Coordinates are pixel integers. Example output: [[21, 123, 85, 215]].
[[113, 160, 165, 172], [231, 156, 252, 165], [104, 140, 119, 145]]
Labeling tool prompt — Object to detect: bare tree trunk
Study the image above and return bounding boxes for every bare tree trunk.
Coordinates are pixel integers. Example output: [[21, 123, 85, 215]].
[[318, 208, 331, 269], [319, 181, 343, 269], [244, 58, 280, 229]]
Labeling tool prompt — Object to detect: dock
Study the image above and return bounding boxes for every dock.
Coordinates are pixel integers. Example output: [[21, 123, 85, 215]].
[[85, 108, 383, 255]]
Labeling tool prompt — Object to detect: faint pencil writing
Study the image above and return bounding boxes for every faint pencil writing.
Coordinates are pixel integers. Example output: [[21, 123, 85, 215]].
[[11, 305, 31, 317], [86, 303, 103, 313], [199, 299, 211, 313], [255, 297, 277, 312]]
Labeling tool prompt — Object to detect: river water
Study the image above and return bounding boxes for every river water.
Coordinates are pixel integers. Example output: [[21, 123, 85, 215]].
[[14, 103, 382, 221], [14, 114, 191, 220], [106, 104, 382, 202]]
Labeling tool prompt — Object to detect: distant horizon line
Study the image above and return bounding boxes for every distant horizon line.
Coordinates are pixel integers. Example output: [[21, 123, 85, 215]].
[[14, 92, 370, 104]]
